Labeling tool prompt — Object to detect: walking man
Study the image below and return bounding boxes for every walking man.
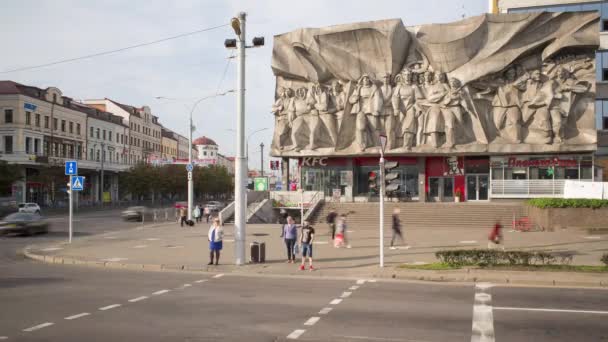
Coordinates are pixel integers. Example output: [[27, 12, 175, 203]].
[[203, 206, 211, 223], [299, 221, 315, 271], [390, 208, 404, 249], [281, 216, 298, 263], [179, 206, 187, 227], [326, 209, 337, 240]]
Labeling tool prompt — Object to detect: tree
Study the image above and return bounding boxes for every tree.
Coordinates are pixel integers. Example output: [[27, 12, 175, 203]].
[[0, 161, 21, 196]]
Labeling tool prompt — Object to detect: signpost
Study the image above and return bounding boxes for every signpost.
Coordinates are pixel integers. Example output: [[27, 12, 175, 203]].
[[253, 177, 268, 191], [65, 161, 83, 243]]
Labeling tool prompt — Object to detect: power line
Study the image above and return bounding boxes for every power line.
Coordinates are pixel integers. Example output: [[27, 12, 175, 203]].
[[216, 52, 235, 94], [1, 23, 229, 74]]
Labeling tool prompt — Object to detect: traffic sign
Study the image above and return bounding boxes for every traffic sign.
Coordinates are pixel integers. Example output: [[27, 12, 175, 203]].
[[187, 171, 192, 181], [186, 163, 193, 172], [65, 160, 78, 175], [71, 176, 84, 191], [254, 177, 268, 191]]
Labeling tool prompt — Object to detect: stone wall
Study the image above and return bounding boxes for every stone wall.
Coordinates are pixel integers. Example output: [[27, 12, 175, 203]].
[[528, 206, 608, 231]]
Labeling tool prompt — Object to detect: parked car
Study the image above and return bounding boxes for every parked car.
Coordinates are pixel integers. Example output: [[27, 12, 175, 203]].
[[121, 206, 147, 221], [0, 212, 49, 236], [18, 202, 41, 214], [205, 201, 224, 212]]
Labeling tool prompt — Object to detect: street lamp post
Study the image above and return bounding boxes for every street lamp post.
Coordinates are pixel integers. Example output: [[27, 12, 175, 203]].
[[260, 142, 264, 177], [379, 134, 387, 268]]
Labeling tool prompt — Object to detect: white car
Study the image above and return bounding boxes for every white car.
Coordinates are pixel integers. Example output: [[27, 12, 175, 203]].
[[18, 203, 41, 214]]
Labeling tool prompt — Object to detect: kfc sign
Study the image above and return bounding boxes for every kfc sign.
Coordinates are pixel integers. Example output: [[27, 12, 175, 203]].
[[301, 157, 328, 167]]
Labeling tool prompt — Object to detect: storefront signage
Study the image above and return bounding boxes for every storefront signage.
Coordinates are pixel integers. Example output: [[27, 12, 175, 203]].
[[301, 157, 328, 167], [507, 157, 577, 168]]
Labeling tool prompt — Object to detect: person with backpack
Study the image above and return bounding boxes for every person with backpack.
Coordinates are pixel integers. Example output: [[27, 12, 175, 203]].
[[326, 209, 338, 240], [281, 216, 298, 263], [299, 221, 315, 271]]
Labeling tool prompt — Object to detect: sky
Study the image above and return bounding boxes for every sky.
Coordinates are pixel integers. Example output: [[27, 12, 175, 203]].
[[1, 0, 487, 170]]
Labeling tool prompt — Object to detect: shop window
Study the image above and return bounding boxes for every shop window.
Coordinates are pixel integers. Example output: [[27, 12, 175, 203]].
[[564, 168, 579, 180], [491, 168, 503, 180]]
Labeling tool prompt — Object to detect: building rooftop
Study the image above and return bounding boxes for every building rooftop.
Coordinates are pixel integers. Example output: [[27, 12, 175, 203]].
[[193, 136, 217, 146]]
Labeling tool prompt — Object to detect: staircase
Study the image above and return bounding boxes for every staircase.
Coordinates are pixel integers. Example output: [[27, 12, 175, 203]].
[[223, 200, 266, 224], [308, 201, 526, 230]]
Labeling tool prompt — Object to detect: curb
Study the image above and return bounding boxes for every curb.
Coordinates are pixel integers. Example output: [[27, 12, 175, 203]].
[[22, 247, 608, 289]]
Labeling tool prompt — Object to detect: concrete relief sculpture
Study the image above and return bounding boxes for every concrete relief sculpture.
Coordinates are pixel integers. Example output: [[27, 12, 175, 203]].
[[270, 11, 599, 156]]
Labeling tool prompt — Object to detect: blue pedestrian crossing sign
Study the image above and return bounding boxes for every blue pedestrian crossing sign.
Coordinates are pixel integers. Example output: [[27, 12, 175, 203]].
[[65, 160, 78, 175], [71, 176, 84, 191], [186, 163, 193, 172]]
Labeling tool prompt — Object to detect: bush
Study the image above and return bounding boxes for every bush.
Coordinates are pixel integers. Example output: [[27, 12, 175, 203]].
[[602, 253, 608, 267], [526, 198, 608, 209], [435, 249, 561, 267]]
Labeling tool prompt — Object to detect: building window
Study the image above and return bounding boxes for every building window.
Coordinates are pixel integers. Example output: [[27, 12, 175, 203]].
[[25, 137, 32, 154], [96, 128, 100, 139], [77, 145, 82, 159], [103, 150, 106, 162], [96, 150, 100, 162], [103, 130, 107, 140], [604, 69, 608, 82], [4, 136, 13, 153], [44, 116, 49, 128], [109, 131, 112, 142], [53, 118, 58, 130], [43, 141, 49, 156], [90, 148, 94, 160], [4, 109, 13, 123], [603, 19, 608, 32], [90, 127, 94, 137], [603, 117, 608, 130], [69, 121, 74, 134], [61, 120, 66, 132], [76, 123, 81, 135], [35, 114, 40, 127], [25, 111, 31, 125]]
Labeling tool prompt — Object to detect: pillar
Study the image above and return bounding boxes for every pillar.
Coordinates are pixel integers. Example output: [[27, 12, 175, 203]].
[[281, 157, 290, 191], [417, 157, 426, 202]]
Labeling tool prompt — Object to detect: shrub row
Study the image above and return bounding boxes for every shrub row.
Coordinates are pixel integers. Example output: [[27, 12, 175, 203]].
[[526, 198, 608, 209], [602, 253, 608, 266], [435, 249, 574, 267]]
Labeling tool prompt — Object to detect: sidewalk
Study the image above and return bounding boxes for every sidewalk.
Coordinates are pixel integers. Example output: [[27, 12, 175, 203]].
[[24, 221, 608, 288]]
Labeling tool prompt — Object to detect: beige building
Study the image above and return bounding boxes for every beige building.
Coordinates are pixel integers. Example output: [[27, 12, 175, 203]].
[[161, 128, 178, 161]]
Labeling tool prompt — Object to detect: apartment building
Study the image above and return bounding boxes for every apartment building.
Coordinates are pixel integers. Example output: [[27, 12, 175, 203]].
[[161, 128, 178, 161]]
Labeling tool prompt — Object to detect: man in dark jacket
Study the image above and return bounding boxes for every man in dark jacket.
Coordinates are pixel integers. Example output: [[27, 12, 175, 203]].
[[390, 208, 404, 249], [326, 209, 338, 240]]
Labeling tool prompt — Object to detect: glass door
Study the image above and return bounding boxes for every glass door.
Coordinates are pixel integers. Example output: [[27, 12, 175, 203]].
[[466, 174, 489, 201], [466, 175, 477, 201]]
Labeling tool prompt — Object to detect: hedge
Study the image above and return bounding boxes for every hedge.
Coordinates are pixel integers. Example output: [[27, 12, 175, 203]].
[[435, 249, 574, 266], [602, 253, 608, 266], [526, 198, 608, 209]]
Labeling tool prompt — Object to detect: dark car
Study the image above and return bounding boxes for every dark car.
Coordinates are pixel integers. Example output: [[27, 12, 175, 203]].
[[0, 212, 50, 236]]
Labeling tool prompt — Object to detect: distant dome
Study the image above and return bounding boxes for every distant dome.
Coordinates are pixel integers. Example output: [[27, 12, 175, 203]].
[[193, 136, 217, 146]]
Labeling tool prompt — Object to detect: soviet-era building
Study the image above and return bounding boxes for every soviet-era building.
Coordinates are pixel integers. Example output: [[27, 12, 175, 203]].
[[270, 11, 600, 202]]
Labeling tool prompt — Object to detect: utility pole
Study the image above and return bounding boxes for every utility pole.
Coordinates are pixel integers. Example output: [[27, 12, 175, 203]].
[[234, 12, 247, 265], [100, 142, 105, 204], [188, 102, 194, 221], [260, 142, 264, 177]]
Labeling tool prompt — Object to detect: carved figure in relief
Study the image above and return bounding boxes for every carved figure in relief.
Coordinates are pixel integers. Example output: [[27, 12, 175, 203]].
[[289, 87, 314, 152], [271, 87, 293, 150], [521, 70, 553, 144], [329, 81, 346, 131], [380, 74, 393, 135], [391, 70, 419, 150], [492, 67, 527, 143], [442, 78, 465, 148], [548, 67, 590, 143], [349, 74, 383, 151], [420, 71, 449, 148], [311, 83, 337, 148]]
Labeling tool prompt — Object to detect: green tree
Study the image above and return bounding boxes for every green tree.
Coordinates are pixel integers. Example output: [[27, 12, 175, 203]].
[[0, 161, 22, 196]]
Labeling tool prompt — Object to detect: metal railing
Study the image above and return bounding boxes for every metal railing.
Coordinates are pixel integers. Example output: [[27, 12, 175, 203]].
[[491, 179, 571, 198]]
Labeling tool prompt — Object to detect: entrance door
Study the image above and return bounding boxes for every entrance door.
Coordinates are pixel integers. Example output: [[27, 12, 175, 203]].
[[466, 174, 489, 201], [428, 177, 454, 202]]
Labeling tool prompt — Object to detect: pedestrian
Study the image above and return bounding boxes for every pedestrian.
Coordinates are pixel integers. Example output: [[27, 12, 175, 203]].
[[299, 220, 315, 271], [179, 206, 187, 227], [334, 214, 350, 248], [193, 204, 201, 223], [390, 208, 404, 249], [208, 217, 224, 265], [278, 208, 288, 235], [326, 209, 337, 240], [488, 220, 504, 250], [281, 216, 298, 263], [204, 206, 211, 223]]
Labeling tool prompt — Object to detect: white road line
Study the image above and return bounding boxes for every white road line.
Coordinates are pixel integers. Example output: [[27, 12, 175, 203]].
[[460, 240, 477, 244], [213, 274, 224, 278], [583, 236, 601, 239], [330, 298, 343, 305], [319, 307, 333, 315], [128, 296, 148, 303], [349, 285, 359, 290], [23, 322, 54, 332], [146, 238, 160, 241], [287, 329, 306, 339], [368, 279, 377, 283], [223, 239, 235, 242], [183, 284, 192, 287], [102, 257, 127, 262], [471, 282, 495, 342], [341, 291, 352, 298], [494, 307, 608, 315], [132, 245, 147, 249], [194, 279, 208, 283], [41, 247, 63, 251], [475, 283, 495, 291], [313, 241, 328, 244], [0, 336, 7, 340], [152, 289, 170, 295], [64, 312, 90, 320], [304, 317, 320, 326], [356, 279, 366, 285], [99, 304, 121, 311]]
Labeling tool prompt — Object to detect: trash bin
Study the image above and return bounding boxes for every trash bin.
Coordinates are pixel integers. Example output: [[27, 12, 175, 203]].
[[250, 242, 266, 263]]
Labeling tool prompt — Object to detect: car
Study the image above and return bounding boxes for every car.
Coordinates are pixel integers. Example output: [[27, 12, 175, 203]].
[[205, 201, 224, 212], [0, 212, 49, 236], [18, 202, 41, 214], [174, 201, 188, 209], [121, 206, 147, 221]]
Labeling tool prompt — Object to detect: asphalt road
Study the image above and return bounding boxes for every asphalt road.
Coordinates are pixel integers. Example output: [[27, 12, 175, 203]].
[[1, 210, 607, 341]]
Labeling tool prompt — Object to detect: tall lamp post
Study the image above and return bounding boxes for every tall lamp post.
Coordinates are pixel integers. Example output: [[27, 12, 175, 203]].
[[260, 142, 264, 177], [224, 12, 264, 265], [155, 90, 234, 221], [379, 134, 387, 268], [225, 127, 268, 173]]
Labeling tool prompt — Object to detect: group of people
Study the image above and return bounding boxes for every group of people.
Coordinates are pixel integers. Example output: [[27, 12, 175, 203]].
[[280, 216, 316, 271], [177, 204, 212, 227]]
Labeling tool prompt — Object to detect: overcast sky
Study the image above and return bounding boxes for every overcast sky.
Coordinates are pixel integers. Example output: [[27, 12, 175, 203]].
[[1, 0, 487, 170]]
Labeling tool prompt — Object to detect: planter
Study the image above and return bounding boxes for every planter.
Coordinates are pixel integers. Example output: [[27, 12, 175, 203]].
[[454, 196, 460, 203]]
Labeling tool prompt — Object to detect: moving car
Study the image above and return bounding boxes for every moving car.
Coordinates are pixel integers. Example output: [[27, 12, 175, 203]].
[[0, 212, 49, 236], [205, 201, 224, 212], [121, 206, 147, 221], [18, 202, 41, 214]]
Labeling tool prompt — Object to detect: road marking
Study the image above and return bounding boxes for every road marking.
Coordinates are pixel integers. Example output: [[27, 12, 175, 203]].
[[23, 322, 54, 332], [475, 283, 495, 291], [146, 238, 160, 241], [349, 285, 359, 290], [583, 236, 601, 239], [132, 245, 147, 249], [460, 240, 478, 244], [319, 307, 333, 315], [99, 304, 121, 311], [287, 329, 306, 339], [64, 312, 90, 320], [102, 257, 127, 262], [330, 299, 343, 305], [341, 291, 352, 298], [104, 236, 118, 239], [152, 289, 170, 295], [356, 279, 366, 284], [494, 307, 608, 315], [213, 274, 224, 278], [41, 247, 63, 251], [368, 279, 377, 283], [347, 230, 355, 233], [0, 336, 7, 340], [194, 279, 208, 283], [313, 241, 328, 244], [183, 284, 192, 287], [395, 246, 411, 250], [405, 261, 428, 265], [128, 296, 148, 303], [224, 239, 235, 242], [165, 245, 184, 248], [304, 317, 320, 326], [471, 282, 494, 342]]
